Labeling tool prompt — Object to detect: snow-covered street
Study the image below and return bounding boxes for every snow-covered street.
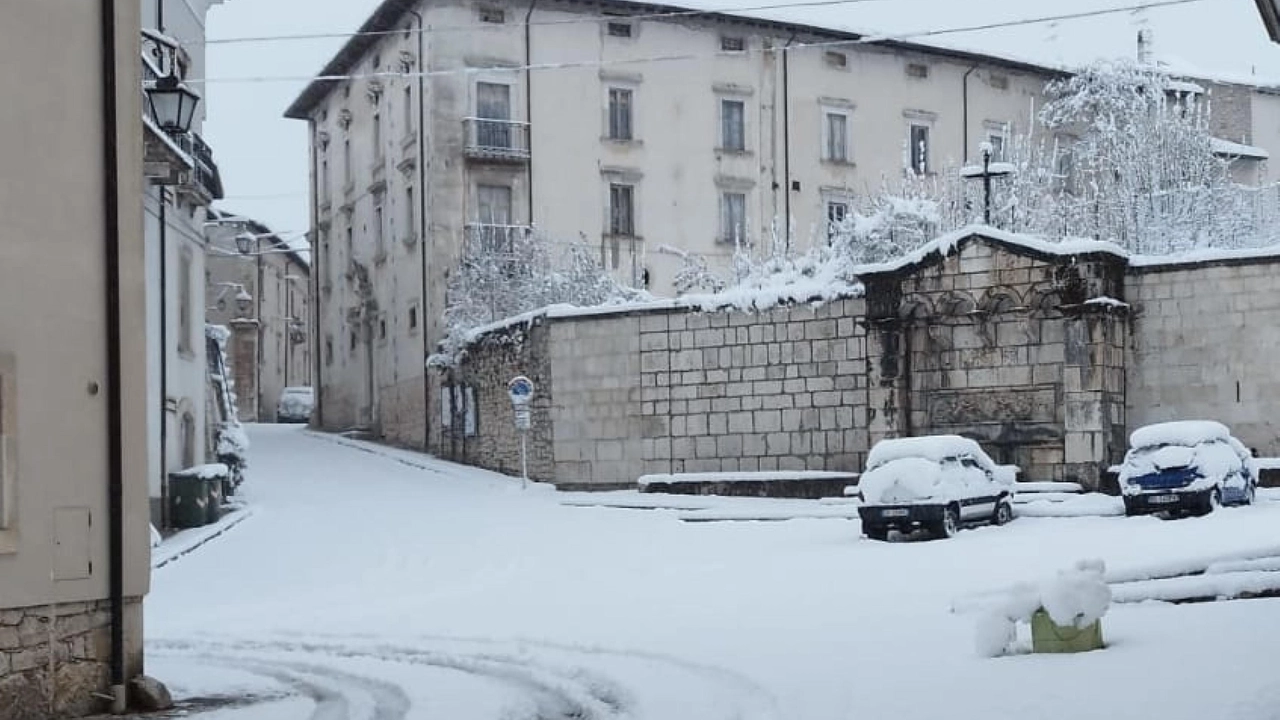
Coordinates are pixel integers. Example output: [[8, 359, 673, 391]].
[[147, 425, 1280, 720]]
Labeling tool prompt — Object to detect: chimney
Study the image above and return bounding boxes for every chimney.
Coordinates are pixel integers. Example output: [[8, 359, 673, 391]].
[[1137, 28, 1154, 65]]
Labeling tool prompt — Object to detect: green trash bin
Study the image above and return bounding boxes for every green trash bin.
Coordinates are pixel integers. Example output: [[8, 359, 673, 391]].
[[1030, 608, 1104, 653], [168, 471, 211, 529]]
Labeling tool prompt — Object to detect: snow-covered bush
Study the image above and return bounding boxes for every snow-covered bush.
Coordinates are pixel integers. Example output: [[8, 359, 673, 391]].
[[436, 229, 649, 364]]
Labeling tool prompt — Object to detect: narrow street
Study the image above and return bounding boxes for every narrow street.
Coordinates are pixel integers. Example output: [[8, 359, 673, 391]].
[[147, 425, 1280, 720]]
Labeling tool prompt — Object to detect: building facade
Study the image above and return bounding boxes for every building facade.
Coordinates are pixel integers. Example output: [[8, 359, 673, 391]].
[[0, 1, 151, 716], [206, 211, 313, 422], [142, 0, 226, 525], [288, 0, 1280, 448]]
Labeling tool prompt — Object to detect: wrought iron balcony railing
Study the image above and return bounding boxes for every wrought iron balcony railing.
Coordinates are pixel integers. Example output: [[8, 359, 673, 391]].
[[462, 118, 531, 163]]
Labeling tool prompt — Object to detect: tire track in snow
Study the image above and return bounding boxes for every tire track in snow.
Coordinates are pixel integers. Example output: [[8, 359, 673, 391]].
[[150, 634, 781, 720]]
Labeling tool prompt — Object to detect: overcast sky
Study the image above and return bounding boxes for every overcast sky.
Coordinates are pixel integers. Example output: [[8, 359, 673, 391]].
[[201, 0, 1280, 238]]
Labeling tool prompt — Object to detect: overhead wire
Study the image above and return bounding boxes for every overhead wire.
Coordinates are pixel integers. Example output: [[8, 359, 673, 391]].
[[183, 0, 1207, 85]]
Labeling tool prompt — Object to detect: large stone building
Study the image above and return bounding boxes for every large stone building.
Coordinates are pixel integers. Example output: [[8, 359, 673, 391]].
[[141, 0, 227, 525], [287, 0, 1280, 448], [205, 210, 313, 422], [444, 227, 1280, 491], [0, 1, 151, 715]]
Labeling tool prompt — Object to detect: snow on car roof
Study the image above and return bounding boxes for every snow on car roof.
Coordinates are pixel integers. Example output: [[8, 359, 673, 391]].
[[866, 435, 988, 469], [1129, 420, 1231, 449]]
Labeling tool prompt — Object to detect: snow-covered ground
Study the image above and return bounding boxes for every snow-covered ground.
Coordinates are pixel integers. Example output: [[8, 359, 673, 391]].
[[147, 425, 1280, 719]]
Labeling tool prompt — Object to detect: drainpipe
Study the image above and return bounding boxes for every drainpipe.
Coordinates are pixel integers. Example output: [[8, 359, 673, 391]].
[[782, 35, 795, 252], [100, 0, 128, 710], [525, 0, 537, 226], [962, 65, 979, 163], [309, 127, 323, 428], [158, 195, 168, 528], [408, 8, 432, 451]]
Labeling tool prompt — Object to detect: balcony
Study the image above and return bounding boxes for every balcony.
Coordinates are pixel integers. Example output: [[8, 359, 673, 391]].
[[171, 131, 225, 202], [464, 223, 533, 257], [463, 118, 530, 164]]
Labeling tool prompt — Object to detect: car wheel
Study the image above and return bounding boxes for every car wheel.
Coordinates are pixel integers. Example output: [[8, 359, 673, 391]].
[[933, 506, 959, 539], [864, 526, 889, 542], [1244, 483, 1257, 506], [992, 498, 1014, 526], [1200, 488, 1222, 516]]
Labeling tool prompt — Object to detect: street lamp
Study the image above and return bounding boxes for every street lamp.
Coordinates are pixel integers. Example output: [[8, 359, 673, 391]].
[[146, 74, 200, 133], [235, 232, 256, 255]]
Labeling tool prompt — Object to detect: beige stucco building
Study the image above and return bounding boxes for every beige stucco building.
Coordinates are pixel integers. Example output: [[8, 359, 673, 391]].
[[287, 0, 1280, 448], [205, 211, 313, 422], [0, 1, 151, 716]]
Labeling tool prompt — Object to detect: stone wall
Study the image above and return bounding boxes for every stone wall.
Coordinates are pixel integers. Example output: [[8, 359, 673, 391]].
[[0, 598, 141, 720], [1128, 257, 1280, 455], [431, 320, 556, 481], [378, 375, 427, 450], [637, 299, 869, 477], [547, 315, 644, 490], [862, 237, 1128, 485]]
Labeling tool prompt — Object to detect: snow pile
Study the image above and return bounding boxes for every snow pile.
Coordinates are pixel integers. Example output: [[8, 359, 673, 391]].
[[216, 423, 251, 469], [1130, 420, 1231, 449], [975, 559, 1110, 658], [150, 524, 162, 549], [866, 435, 986, 468]]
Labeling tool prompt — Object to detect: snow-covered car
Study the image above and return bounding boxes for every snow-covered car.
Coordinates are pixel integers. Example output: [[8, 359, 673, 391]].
[[856, 435, 1017, 541], [1119, 420, 1257, 517], [276, 386, 314, 423]]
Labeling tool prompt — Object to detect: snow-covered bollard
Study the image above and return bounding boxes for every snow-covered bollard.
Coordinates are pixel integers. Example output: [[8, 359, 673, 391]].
[[974, 559, 1110, 657], [1032, 559, 1110, 654]]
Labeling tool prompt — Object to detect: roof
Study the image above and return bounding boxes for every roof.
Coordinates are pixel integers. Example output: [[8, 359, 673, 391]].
[[853, 225, 1129, 277], [207, 208, 311, 268], [283, 0, 1064, 120]]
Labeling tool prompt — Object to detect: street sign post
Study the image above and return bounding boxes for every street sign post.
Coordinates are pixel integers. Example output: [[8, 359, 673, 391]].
[[508, 376, 535, 489]]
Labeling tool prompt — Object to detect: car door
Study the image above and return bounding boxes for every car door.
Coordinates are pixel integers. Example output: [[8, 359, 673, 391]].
[[957, 456, 995, 520]]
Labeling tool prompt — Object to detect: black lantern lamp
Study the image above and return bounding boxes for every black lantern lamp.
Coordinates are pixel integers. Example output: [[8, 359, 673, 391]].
[[147, 74, 200, 133]]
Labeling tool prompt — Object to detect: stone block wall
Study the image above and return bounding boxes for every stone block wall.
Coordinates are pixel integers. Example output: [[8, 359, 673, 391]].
[[637, 299, 870, 477], [1128, 257, 1280, 455], [0, 598, 141, 720], [548, 315, 645, 489], [431, 320, 556, 481]]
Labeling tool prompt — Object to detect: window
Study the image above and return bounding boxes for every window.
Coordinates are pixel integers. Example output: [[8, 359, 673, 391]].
[[373, 203, 385, 259], [906, 63, 929, 79], [987, 133, 1006, 161], [720, 35, 745, 52], [824, 51, 847, 68], [827, 201, 849, 240], [320, 229, 332, 287], [350, 331, 357, 351], [345, 224, 353, 255], [477, 184, 513, 226], [607, 21, 632, 37], [909, 124, 930, 175], [343, 139, 352, 184], [824, 111, 849, 162], [475, 82, 513, 149], [404, 186, 415, 240], [320, 159, 330, 203], [478, 5, 504, 23], [609, 183, 635, 236], [720, 191, 747, 244], [408, 303, 419, 332], [372, 111, 381, 159], [372, 53, 381, 69], [379, 315, 387, 342], [325, 335, 334, 366], [403, 86, 413, 135], [988, 73, 1009, 90], [178, 250, 193, 354], [720, 99, 745, 151], [607, 87, 633, 141]]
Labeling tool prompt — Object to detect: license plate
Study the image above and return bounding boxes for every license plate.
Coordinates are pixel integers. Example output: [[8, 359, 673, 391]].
[[881, 508, 910, 518], [1148, 494, 1180, 505]]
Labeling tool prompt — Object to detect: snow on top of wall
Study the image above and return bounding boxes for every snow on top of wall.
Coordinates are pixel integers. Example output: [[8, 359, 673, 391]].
[[854, 225, 1129, 275], [1085, 296, 1129, 309], [1130, 243, 1280, 267], [1129, 420, 1231, 449], [1211, 137, 1271, 159], [638, 470, 859, 486]]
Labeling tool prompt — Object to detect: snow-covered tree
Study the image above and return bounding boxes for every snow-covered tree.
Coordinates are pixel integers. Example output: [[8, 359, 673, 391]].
[[436, 228, 647, 362]]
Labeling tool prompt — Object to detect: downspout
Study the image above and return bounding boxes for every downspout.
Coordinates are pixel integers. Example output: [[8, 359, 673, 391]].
[[901, 320, 913, 437], [99, 0, 128, 709], [408, 8, 432, 451], [962, 65, 979, 163], [309, 125, 323, 428], [158, 196, 168, 528], [780, 44, 791, 252], [524, 0, 537, 225], [256, 239, 264, 420]]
